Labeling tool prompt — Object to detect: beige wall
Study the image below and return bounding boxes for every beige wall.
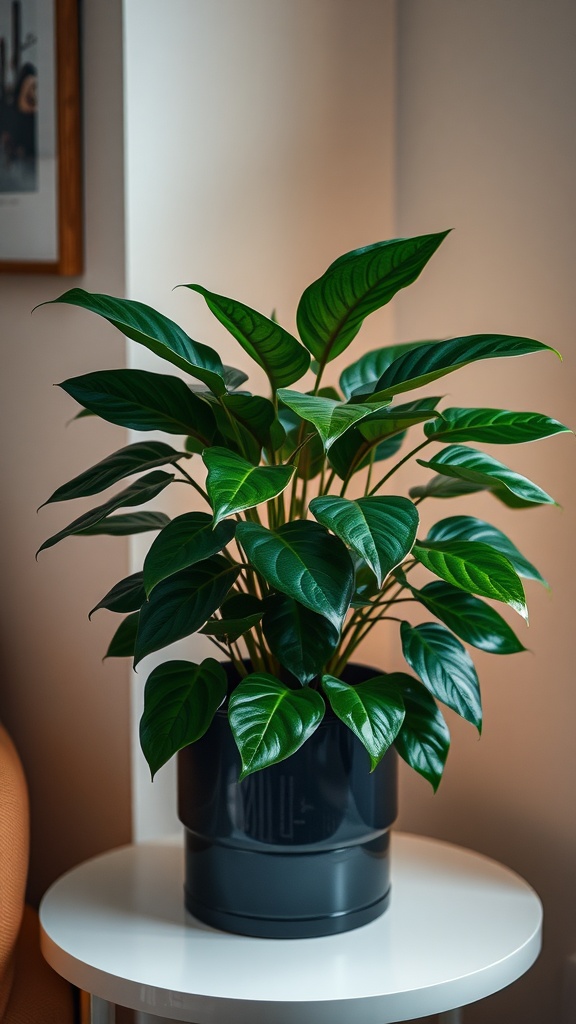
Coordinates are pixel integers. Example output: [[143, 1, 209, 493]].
[[393, 3, 576, 1022], [0, 0, 131, 904]]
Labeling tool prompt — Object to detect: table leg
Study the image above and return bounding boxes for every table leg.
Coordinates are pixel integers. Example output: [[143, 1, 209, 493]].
[[438, 1010, 462, 1023], [89, 995, 116, 1024]]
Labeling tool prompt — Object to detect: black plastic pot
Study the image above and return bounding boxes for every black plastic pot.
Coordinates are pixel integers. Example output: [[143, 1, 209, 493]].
[[177, 662, 397, 938]]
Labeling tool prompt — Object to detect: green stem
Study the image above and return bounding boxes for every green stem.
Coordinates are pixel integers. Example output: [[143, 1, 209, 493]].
[[367, 438, 432, 496], [175, 462, 210, 504]]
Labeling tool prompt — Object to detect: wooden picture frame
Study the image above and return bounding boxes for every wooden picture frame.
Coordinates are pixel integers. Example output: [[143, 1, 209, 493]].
[[0, 0, 82, 275]]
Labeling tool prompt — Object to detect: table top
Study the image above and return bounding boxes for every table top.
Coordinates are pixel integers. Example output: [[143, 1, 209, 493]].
[[39, 832, 542, 1024]]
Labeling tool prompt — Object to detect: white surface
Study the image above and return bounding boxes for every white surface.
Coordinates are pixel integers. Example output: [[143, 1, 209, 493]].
[[39, 833, 542, 1023]]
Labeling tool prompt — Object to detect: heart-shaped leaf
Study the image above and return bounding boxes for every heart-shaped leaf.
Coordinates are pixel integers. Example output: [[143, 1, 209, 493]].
[[339, 342, 437, 399], [143, 512, 236, 595], [38, 471, 175, 554], [203, 448, 295, 525], [104, 612, 139, 658], [46, 289, 228, 394], [417, 445, 556, 506], [228, 673, 325, 778], [60, 369, 217, 441], [391, 674, 450, 791], [185, 285, 310, 388], [277, 389, 391, 450], [80, 511, 170, 535], [413, 580, 526, 654], [425, 407, 571, 445], [296, 232, 449, 367], [413, 539, 528, 620], [322, 674, 405, 770], [372, 335, 559, 399], [400, 621, 482, 730], [310, 495, 419, 587], [426, 515, 547, 586], [236, 520, 354, 632], [140, 659, 227, 777], [262, 594, 339, 684], [40, 441, 187, 506], [134, 555, 239, 666], [89, 572, 146, 619]]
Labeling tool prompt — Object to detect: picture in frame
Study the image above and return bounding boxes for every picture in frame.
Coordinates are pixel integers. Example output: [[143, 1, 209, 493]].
[[0, 0, 82, 275]]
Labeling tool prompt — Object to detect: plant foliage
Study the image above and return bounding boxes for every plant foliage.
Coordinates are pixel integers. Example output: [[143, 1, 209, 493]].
[[39, 231, 569, 790]]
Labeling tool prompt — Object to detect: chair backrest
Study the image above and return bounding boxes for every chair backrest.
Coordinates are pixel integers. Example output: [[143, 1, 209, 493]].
[[0, 723, 29, 1019]]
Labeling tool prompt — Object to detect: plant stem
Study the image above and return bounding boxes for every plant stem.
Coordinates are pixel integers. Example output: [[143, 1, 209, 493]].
[[175, 462, 210, 504], [367, 438, 431, 495]]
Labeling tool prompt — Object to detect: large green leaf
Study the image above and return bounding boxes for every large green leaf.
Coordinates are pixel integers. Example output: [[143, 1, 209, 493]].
[[262, 595, 339, 684], [392, 674, 450, 791], [425, 407, 571, 445], [228, 674, 325, 778], [46, 289, 228, 394], [41, 442, 187, 506], [413, 539, 528, 620], [38, 471, 174, 554], [277, 403, 324, 480], [296, 232, 449, 366], [89, 572, 146, 619], [417, 445, 556, 506], [134, 555, 239, 666], [143, 512, 236, 595], [140, 659, 227, 777], [60, 369, 217, 442], [340, 341, 436, 399], [426, 515, 547, 586], [413, 580, 526, 654], [104, 612, 139, 658], [322, 674, 405, 770], [400, 621, 482, 730], [200, 593, 264, 642], [236, 520, 354, 632], [409, 475, 489, 500], [203, 448, 295, 525], [80, 511, 170, 535], [309, 495, 419, 587], [218, 393, 277, 456], [371, 335, 559, 400], [185, 285, 310, 388], [277, 389, 391, 450]]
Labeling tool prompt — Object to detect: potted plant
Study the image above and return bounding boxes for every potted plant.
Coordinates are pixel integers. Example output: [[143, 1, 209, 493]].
[[38, 230, 568, 938]]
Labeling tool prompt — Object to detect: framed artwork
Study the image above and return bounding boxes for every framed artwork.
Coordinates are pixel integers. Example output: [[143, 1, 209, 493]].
[[0, 0, 82, 274]]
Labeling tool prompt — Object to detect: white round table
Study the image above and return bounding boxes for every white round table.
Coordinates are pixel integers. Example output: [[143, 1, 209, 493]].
[[39, 832, 542, 1024]]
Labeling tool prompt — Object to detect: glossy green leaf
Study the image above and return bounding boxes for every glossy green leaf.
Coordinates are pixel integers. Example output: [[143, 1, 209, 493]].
[[236, 520, 354, 632], [277, 403, 325, 480], [262, 595, 339, 684], [371, 335, 560, 400], [228, 674, 325, 778], [414, 581, 526, 654], [309, 495, 419, 587], [425, 407, 571, 444], [200, 612, 263, 642], [296, 232, 449, 366], [400, 621, 482, 730], [38, 472, 174, 554], [409, 475, 489, 500], [104, 612, 139, 658], [89, 572, 146, 619], [426, 515, 547, 586], [219, 393, 277, 455], [203, 448, 295, 525], [413, 540, 528, 620], [351, 557, 381, 607], [80, 511, 170, 535], [60, 369, 217, 441], [46, 289, 228, 394], [328, 397, 441, 480], [340, 342, 436, 399], [199, 591, 264, 642], [392, 674, 450, 791], [277, 389, 391, 450], [322, 674, 405, 770], [41, 442, 187, 507], [185, 285, 310, 388], [417, 445, 556, 506], [134, 555, 239, 666], [143, 512, 236, 595], [140, 659, 227, 777]]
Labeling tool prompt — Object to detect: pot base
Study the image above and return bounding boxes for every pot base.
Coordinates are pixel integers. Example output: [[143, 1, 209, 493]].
[[183, 829, 392, 938]]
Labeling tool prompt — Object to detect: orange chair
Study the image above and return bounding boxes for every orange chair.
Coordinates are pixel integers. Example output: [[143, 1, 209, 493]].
[[0, 722, 75, 1023]]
